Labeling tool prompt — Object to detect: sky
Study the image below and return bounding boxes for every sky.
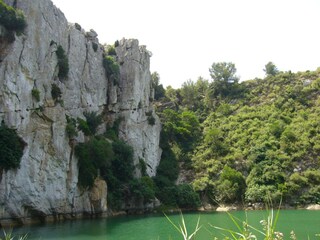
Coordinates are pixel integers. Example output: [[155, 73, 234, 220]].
[[51, 0, 320, 88]]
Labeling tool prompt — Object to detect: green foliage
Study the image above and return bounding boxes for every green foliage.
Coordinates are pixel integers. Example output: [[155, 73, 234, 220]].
[[264, 61, 279, 76], [189, 68, 320, 205], [176, 184, 201, 209], [0, 122, 25, 170], [207, 62, 245, 100], [0, 229, 28, 240], [65, 115, 78, 139], [216, 166, 246, 203], [102, 140, 135, 209], [0, 0, 26, 33], [31, 88, 40, 102], [56, 45, 69, 79], [139, 158, 147, 176], [151, 72, 165, 100], [77, 118, 91, 136], [130, 176, 155, 204], [106, 45, 116, 56], [51, 83, 62, 101], [104, 117, 123, 141], [83, 111, 103, 135], [161, 109, 201, 151], [77, 111, 103, 136], [180, 78, 209, 112], [75, 136, 113, 188], [103, 55, 120, 85], [209, 62, 239, 83]]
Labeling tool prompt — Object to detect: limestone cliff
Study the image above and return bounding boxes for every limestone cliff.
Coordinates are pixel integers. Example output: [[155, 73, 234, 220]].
[[0, 0, 161, 224]]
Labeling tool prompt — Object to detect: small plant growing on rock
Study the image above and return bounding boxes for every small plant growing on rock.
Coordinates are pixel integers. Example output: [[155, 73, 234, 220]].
[[106, 45, 116, 56], [65, 115, 78, 139], [56, 45, 69, 80], [92, 42, 98, 52], [146, 110, 156, 126], [103, 55, 120, 85], [74, 23, 81, 31], [51, 83, 62, 101], [31, 88, 40, 102], [0, 122, 25, 171]]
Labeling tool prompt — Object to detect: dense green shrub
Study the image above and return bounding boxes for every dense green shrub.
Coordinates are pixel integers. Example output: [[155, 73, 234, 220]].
[[77, 111, 103, 136], [130, 176, 155, 204], [51, 83, 62, 101], [103, 55, 120, 85], [31, 88, 40, 102], [215, 165, 246, 203], [101, 140, 135, 209], [56, 45, 69, 79], [0, 0, 26, 33], [0, 122, 25, 170], [84, 111, 103, 135], [75, 136, 113, 188], [111, 140, 135, 183], [176, 184, 201, 209]]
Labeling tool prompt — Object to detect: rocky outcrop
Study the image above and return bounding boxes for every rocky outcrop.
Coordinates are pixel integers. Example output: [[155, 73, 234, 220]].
[[0, 0, 161, 224], [110, 39, 162, 177]]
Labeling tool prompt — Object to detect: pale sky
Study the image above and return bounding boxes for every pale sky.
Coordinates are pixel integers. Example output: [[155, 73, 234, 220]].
[[51, 0, 320, 88]]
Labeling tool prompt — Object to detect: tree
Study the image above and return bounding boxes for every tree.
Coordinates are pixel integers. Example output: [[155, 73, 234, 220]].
[[264, 61, 279, 76], [208, 62, 239, 98], [151, 72, 165, 100], [209, 62, 239, 83]]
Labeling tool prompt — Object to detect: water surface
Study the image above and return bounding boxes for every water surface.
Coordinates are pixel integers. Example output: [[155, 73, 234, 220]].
[[11, 210, 320, 239]]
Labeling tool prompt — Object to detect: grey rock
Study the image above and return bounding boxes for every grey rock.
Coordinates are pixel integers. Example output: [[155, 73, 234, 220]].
[[0, 0, 161, 223]]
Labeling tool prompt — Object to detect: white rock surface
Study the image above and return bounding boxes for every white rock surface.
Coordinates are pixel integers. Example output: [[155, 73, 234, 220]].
[[0, 0, 161, 223]]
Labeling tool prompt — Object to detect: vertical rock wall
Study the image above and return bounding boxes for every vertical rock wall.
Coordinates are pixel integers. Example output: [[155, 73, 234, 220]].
[[0, 0, 161, 224]]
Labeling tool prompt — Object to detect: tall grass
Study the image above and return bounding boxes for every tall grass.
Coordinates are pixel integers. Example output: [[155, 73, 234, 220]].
[[165, 212, 201, 240], [0, 230, 28, 240], [165, 208, 320, 240]]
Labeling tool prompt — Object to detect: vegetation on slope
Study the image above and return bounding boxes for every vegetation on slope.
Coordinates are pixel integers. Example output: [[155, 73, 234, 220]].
[[154, 63, 320, 207]]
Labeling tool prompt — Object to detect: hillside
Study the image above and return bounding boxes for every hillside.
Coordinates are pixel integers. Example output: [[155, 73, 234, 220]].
[[154, 66, 320, 207]]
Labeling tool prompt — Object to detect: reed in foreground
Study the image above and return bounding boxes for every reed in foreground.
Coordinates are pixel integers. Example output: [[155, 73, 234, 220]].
[[165, 209, 320, 240], [0, 230, 28, 240], [165, 212, 201, 240]]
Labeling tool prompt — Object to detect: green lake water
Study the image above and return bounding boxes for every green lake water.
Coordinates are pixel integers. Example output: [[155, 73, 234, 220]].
[[10, 210, 320, 239]]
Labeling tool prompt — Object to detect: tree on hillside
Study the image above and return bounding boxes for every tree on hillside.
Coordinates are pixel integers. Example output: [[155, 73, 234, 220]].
[[209, 62, 239, 83], [264, 61, 279, 76], [180, 77, 209, 112], [151, 72, 165, 100], [208, 62, 239, 98]]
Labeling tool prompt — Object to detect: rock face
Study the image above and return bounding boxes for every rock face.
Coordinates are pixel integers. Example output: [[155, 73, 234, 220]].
[[0, 0, 161, 224]]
